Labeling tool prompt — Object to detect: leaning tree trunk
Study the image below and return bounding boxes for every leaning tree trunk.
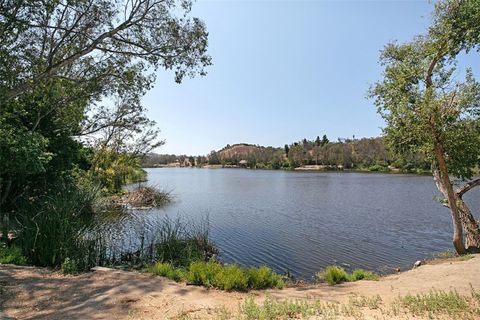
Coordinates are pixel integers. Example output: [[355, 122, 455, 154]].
[[456, 200, 480, 252], [433, 143, 465, 254], [433, 143, 480, 253]]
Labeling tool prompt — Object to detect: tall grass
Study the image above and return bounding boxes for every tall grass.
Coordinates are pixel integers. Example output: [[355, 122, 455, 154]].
[[12, 183, 101, 271], [154, 215, 217, 267]]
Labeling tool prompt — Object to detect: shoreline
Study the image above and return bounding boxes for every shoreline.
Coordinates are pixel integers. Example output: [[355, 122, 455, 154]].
[[142, 165, 433, 176], [1, 254, 478, 319]]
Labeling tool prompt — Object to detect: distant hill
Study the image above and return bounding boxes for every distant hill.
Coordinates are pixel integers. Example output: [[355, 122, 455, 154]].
[[218, 143, 261, 160]]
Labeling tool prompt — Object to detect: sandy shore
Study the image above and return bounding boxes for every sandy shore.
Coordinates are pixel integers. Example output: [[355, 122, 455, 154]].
[[1, 255, 479, 319]]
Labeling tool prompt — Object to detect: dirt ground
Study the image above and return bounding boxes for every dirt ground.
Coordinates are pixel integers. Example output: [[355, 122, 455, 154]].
[[0, 255, 479, 319]]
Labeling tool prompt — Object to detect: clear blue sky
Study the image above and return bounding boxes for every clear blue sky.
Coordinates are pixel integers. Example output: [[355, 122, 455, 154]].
[[142, 0, 478, 155]]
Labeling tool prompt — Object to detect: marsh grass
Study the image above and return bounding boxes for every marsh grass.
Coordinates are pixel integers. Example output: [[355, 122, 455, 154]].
[[12, 183, 101, 271], [154, 215, 217, 267]]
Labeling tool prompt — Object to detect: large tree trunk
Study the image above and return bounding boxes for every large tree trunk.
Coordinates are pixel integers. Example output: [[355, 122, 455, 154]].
[[433, 144, 480, 253], [456, 200, 480, 252], [433, 143, 465, 254]]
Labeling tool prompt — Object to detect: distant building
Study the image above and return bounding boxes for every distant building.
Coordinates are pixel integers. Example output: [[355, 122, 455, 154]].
[[239, 159, 248, 167]]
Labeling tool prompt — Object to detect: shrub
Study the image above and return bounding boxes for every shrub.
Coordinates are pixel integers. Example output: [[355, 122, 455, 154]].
[[151, 260, 284, 291], [349, 269, 379, 281], [0, 244, 27, 265], [247, 265, 284, 289], [149, 262, 185, 282], [317, 266, 349, 285], [214, 264, 249, 291], [186, 260, 222, 287], [61, 257, 80, 275], [368, 164, 388, 172], [317, 266, 379, 285]]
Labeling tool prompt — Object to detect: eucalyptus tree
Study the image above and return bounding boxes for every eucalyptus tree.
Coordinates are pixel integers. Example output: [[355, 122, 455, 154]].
[[370, 0, 480, 253], [0, 0, 211, 207]]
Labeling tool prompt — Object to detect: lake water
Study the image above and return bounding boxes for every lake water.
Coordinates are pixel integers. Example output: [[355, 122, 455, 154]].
[[102, 168, 480, 280]]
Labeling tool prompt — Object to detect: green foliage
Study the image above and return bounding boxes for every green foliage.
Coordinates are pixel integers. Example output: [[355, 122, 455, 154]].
[[150, 260, 284, 291], [349, 269, 379, 281], [0, 0, 211, 269], [188, 261, 284, 291], [0, 244, 27, 265], [149, 262, 185, 282], [212, 264, 249, 291], [61, 257, 80, 275], [370, 0, 480, 181], [247, 265, 285, 289], [13, 184, 100, 270], [187, 260, 223, 287], [155, 216, 216, 268], [144, 136, 431, 172], [316, 266, 379, 285], [368, 164, 389, 172], [317, 266, 349, 285]]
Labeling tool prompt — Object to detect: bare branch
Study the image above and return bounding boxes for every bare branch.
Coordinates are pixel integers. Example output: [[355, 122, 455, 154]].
[[457, 178, 480, 198]]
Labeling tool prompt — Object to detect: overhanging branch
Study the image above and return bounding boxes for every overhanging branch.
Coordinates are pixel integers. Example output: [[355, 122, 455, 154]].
[[456, 178, 480, 198]]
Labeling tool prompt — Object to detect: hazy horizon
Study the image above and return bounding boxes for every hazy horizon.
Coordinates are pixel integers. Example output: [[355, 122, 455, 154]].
[[142, 0, 479, 155]]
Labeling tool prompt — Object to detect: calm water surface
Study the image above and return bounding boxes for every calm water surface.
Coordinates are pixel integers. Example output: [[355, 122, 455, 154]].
[[103, 168, 480, 280]]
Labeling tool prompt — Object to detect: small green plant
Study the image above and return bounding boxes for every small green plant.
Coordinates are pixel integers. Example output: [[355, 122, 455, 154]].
[[317, 265, 349, 285], [316, 265, 379, 285], [349, 268, 379, 281], [214, 264, 249, 291], [61, 257, 80, 275], [186, 260, 222, 287], [0, 244, 27, 265], [149, 262, 185, 281], [247, 265, 285, 289]]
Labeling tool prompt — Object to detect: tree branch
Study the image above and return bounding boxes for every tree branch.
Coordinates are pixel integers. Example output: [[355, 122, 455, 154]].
[[457, 178, 480, 198]]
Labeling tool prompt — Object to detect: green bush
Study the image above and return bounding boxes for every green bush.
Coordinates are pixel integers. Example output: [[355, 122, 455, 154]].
[[186, 260, 222, 286], [149, 262, 185, 282], [368, 164, 388, 172], [150, 260, 284, 291], [214, 264, 249, 290], [317, 266, 379, 285], [318, 266, 349, 285], [0, 244, 27, 265], [247, 265, 285, 289], [61, 257, 80, 275], [349, 269, 379, 281]]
